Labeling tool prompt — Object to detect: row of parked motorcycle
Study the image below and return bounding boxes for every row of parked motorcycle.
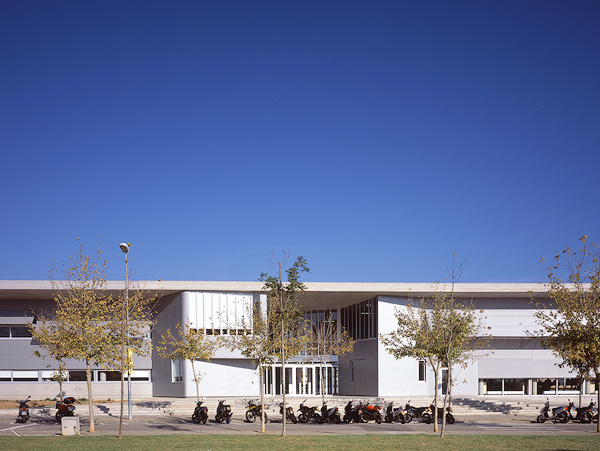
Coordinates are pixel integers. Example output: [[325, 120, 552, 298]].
[[536, 399, 597, 423], [16, 396, 77, 423], [192, 399, 454, 425], [16, 395, 453, 425]]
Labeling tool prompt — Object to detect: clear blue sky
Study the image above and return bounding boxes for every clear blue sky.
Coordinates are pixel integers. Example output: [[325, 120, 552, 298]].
[[1, 1, 599, 283]]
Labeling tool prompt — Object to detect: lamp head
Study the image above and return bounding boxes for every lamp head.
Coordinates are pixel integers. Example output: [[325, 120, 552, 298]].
[[119, 243, 129, 253]]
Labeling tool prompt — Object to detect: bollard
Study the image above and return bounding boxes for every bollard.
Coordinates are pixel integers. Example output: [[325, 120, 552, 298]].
[[61, 416, 80, 436]]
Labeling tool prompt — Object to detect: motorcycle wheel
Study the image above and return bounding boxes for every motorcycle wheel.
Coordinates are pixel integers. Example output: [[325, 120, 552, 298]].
[[55, 412, 63, 422], [360, 415, 368, 423], [192, 413, 200, 424], [298, 413, 308, 423], [226, 414, 232, 424], [404, 413, 413, 423], [446, 413, 455, 425], [315, 414, 323, 424], [216, 415, 224, 423], [246, 411, 256, 423], [557, 412, 569, 423], [536, 415, 546, 423], [333, 414, 341, 424], [384, 414, 393, 423], [375, 413, 382, 424], [582, 413, 593, 424], [422, 413, 432, 424], [289, 413, 297, 424]]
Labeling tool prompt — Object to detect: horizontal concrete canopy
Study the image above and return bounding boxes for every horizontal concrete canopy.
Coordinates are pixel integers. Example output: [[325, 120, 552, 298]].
[[0, 280, 549, 310]]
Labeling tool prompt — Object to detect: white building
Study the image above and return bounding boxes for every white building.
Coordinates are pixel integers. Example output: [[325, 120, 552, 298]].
[[0, 280, 591, 398]]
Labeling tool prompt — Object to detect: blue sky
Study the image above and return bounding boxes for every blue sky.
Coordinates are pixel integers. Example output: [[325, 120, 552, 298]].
[[1, 1, 599, 283]]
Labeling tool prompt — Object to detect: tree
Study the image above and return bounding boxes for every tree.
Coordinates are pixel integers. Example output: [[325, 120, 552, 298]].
[[260, 252, 310, 437], [30, 238, 116, 433], [225, 298, 275, 433], [306, 312, 354, 404], [533, 235, 600, 433], [156, 321, 221, 402], [29, 319, 70, 401], [381, 253, 489, 437], [380, 299, 445, 432]]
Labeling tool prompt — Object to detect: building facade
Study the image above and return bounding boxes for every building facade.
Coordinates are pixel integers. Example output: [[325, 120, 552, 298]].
[[0, 280, 593, 399]]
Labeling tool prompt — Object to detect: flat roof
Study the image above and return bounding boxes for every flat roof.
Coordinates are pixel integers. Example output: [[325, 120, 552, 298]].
[[0, 280, 548, 309]]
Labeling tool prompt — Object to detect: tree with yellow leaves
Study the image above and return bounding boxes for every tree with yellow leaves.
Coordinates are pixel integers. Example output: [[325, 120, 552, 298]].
[[30, 238, 116, 433], [534, 235, 600, 433], [306, 312, 354, 405], [156, 321, 221, 402]]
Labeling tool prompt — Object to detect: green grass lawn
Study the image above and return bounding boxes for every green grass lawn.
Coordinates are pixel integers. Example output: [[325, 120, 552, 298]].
[[1, 434, 600, 451]]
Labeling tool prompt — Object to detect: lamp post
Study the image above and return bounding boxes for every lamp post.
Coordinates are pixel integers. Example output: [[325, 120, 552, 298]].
[[119, 242, 132, 420]]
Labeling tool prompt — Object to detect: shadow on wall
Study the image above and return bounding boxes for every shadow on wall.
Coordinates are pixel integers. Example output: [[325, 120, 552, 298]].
[[452, 397, 521, 414]]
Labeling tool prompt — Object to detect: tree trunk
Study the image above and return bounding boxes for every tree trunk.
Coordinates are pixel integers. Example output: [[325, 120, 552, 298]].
[[191, 359, 200, 403], [320, 359, 325, 406], [596, 372, 600, 434], [259, 361, 266, 433], [118, 362, 124, 438], [432, 359, 439, 433], [86, 358, 95, 433], [440, 366, 452, 438]]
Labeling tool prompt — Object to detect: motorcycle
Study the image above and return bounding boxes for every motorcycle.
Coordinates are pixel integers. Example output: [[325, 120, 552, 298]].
[[55, 396, 76, 421], [537, 399, 570, 423], [384, 401, 410, 423], [320, 402, 341, 424], [215, 399, 232, 424], [246, 399, 268, 423], [298, 399, 323, 423], [16, 396, 31, 423], [423, 403, 455, 424], [343, 401, 361, 423], [571, 401, 595, 423], [191, 400, 208, 424], [360, 401, 382, 423], [404, 400, 428, 423], [279, 402, 297, 423]]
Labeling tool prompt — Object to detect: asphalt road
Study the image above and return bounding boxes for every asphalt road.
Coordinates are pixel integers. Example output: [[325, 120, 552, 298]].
[[1, 414, 599, 436]]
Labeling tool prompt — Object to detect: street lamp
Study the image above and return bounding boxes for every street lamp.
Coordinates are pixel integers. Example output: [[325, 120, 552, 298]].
[[119, 242, 132, 420]]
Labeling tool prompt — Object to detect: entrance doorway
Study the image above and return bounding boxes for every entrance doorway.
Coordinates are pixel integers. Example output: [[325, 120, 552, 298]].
[[263, 364, 339, 396]]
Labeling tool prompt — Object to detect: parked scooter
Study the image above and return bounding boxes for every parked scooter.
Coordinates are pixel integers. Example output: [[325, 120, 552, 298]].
[[298, 399, 323, 423], [246, 399, 268, 423], [343, 401, 362, 424], [279, 402, 297, 423], [16, 396, 31, 423], [536, 399, 570, 423], [215, 400, 232, 424], [55, 396, 76, 421], [384, 401, 410, 423], [320, 402, 341, 424], [191, 400, 208, 424], [571, 401, 595, 423], [360, 401, 382, 423]]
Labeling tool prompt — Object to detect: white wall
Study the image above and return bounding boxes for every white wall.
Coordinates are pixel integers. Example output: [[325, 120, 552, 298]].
[[183, 359, 259, 397]]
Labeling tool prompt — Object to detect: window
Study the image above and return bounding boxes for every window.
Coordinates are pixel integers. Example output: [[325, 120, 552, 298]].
[[172, 360, 183, 383], [13, 371, 38, 381], [0, 325, 32, 338], [418, 360, 426, 381], [69, 371, 90, 381], [340, 298, 377, 340]]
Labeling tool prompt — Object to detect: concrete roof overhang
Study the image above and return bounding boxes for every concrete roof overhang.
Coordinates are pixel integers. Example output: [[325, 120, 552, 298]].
[[0, 280, 548, 310]]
